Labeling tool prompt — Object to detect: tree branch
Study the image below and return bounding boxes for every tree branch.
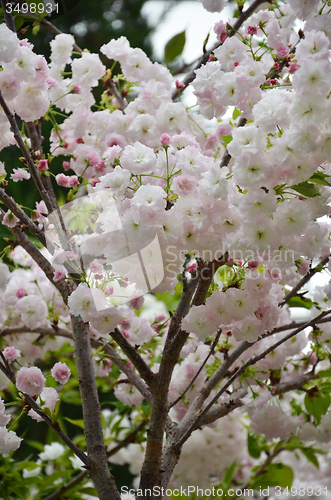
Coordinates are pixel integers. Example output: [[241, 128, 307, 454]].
[[0, 187, 47, 246], [110, 327, 156, 390], [0, 0, 16, 31], [0, 207, 72, 302], [0, 91, 54, 214], [279, 255, 330, 307], [171, 0, 267, 100], [0, 326, 153, 404], [24, 393, 89, 466], [70, 315, 120, 500], [169, 329, 222, 409]]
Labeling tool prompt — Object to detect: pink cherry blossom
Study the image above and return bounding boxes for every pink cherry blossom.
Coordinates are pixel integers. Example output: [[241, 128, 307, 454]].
[[10, 168, 31, 182], [3, 346, 21, 363], [51, 362, 71, 385], [16, 367, 46, 397], [37, 159, 49, 172]]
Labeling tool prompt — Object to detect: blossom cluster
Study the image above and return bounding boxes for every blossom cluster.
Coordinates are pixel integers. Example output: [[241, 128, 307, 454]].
[[0, 0, 331, 494]]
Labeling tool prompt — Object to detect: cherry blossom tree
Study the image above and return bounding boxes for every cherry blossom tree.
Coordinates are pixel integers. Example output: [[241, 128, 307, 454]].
[[1, 0, 331, 499]]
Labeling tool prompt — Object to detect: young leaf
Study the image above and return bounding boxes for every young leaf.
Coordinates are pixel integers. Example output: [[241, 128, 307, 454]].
[[164, 31, 186, 63], [308, 172, 331, 186], [64, 417, 85, 430], [287, 296, 314, 309], [290, 182, 321, 198], [304, 390, 331, 425], [250, 463, 294, 489]]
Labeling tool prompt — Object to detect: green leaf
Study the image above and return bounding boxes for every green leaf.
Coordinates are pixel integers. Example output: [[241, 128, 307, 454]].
[[287, 296, 314, 309], [318, 370, 331, 378], [300, 448, 319, 468], [14, 15, 25, 30], [250, 463, 294, 489], [80, 487, 99, 496], [221, 135, 233, 146], [304, 390, 331, 425], [25, 439, 45, 451], [64, 417, 85, 430], [308, 172, 331, 186], [16, 461, 40, 471], [164, 31, 186, 63], [232, 107, 241, 120], [290, 181, 321, 198], [223, 461, 237, 487], [32, 24, 40, 35], [248, 433, 261, 459]]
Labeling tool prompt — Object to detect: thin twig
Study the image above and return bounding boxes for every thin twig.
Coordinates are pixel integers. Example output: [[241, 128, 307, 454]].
[[0, 187, 47, 247], [0, 0, 16, 31], [24, 393, 89, 465], [0, 207, 72, 302], [171, 0, 267, 100], [279, 255, 330, 307], [0, 92, 53, 213], [110, 328, 156, 390], [169, 329, 222, 409], [0, 326, 153, 403]]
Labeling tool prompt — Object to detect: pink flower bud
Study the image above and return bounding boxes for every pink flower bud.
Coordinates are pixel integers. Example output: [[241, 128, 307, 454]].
[[63, 161, 70, 171], [37, 159, 49, 173], [175, 80, 185, 90], [51, 362, 71, 385], [16, 288, 26, 299], [233, 61, 239, 67], [101, 358, 112, 374], [16, 366, 46, 396], [76, 137, 83, 144], [248, 260, 259, 269], [187, 263, 197, 274], [46, 77, 57, 87], [3, 346, 21, 363], [104, 287, 114, 296], [160, 133, 171, 146], [54, 271, 65, 282], [72, 83, 81, 94], [288, 61, 299, 73], [94, 273, 104, 280], [247, 25, 258, 35]]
